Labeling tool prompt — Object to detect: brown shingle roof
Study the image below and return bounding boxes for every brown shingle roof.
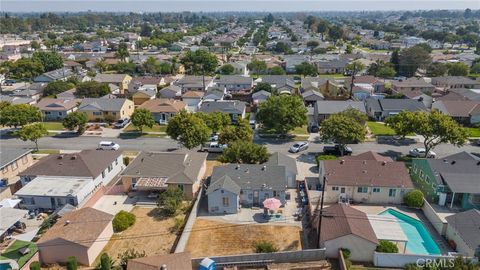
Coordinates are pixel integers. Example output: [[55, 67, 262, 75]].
[[127, 252, 192, 270], [138, 99, 186, 113], [94, 73, 129, 83], [433, 100, 480, 117], [20, 150, 121, 178], [322, 159, 413, 188], [343, 151, 393, 163], [320, 204, 378, 244], [182, 91, 204, 98], [38, 207, 113, 248]]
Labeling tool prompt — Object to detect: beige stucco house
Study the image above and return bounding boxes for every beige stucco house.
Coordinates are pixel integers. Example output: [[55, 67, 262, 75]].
[[37, 207, 113, 266], [0, 147, 34, 200], [78, 98, 134, 121], [94, 74, 132, 94]]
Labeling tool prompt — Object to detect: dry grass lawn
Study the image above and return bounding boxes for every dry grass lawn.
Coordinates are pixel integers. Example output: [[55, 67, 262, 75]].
[[186, 219, 302, 257], [102, 207, 183, 260], [204, 160, 222, 178]]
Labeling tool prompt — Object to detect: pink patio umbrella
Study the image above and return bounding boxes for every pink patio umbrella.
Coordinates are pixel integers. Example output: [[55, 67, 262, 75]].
[[263, 198, 282, 211]]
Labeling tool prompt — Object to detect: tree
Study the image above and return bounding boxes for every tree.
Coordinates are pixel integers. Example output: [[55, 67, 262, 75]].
[[218, 64, 235, 75], [157, 187, 184, 216], [385, 110, 468, 156], [295, 62, 318, 77], [328, 25, 344, 42], [30, 41, 40, 50], [219, 141, 269, 164], [404, 189, 424, 208], [131, 108, 155, 134], [219, 118, 253, 144], [158, 62, 172, 75], [32, 51, 63, 72], [112, 210, 136, 232], [99, 253, 113, 270], [29, 262, 41, 270], [62, 111, 88, 134], [115, 42, 130, 61], [196, 112, 230, 133], [180, 49, 218, 75], [256, 95, 307, 135], [166, 110, 210, 149], [2, 58, 44, 79], [43, 81, 75, 97], [338, 108, 368, 125], [269, 66, 286, 75], [66, 256, 78, 270], [247, 58, 267, 75], [17, 123, 48, 151], [75, 81, 111, 98], [306, 40, 319, 48], [447, 62, 470, 76], [368, 61, 396, 78], [376, 240, 399, 253], [320, 114, 366, 156], [117, 249, 146, 270], [94, 60, 108, 73], [142, 56, 160, 74], [274, 42, 290, 53], [398, 45, 432, 77], [471, 63, 480, 74], [390, 49, 400, 74], [0, 104, 42, 127], [345, 44, 353, 54], [254, 82, 273, 93], [254, 240, 279, 253], [345, 61, 365, 76], [427, 62, 448, 77], [140, 23, 153, 37]]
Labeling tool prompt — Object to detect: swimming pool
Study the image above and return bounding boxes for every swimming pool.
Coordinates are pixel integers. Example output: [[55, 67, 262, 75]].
[[379, 208, 441, 255]]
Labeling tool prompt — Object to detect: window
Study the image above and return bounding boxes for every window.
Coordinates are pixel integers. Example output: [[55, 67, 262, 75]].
[[45, 111, 51, 115], [178, 184, 184, 191], [21, 155, 28, 164], [108, 164, 113, 172], [425, 176, 430, 184], [115, 159, 118, 165], [419, 170, 424, 180], [373, 187, 381, 193], [389, 189, 397, 197], [222, 197, 229, 207], [93, 112, 102, 116], [112, 112, 117, 116], [11, 161, 18, 171], [332, 186, 339, 191], [357, 187, 368, 193], [102, 171, 106, 178], [273, 190, 278, 197]]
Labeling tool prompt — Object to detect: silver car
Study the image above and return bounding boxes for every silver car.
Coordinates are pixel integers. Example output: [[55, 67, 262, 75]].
[[289, 142, 309, 153]]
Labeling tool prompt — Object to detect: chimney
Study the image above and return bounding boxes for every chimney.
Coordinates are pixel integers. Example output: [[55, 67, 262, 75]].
[[160, 264, 167, 270]]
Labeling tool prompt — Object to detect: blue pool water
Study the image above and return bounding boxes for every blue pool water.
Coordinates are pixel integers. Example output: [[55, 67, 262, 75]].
[[0, 263, 12, 270], [379, 208, 441, 255]]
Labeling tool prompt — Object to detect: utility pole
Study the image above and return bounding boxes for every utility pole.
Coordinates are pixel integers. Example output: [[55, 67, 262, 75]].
[[316, 176, 327, 248], [349, 62, 357, 100]]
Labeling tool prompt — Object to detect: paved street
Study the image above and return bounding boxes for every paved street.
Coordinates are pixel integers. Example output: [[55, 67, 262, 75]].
[[1, 133, 478, 158]]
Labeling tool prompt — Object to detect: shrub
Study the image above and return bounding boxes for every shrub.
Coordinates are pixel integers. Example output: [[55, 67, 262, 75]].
[[66, 256, 77, 270], [112, 210, 136, 232], [254, 240, 279, 253], [315, 154, 337, 165], [29, 261, 41, 270], [170, 216, 185, 234], [98, 253, 113, 270], [123, 156, 130, 166], [341, 248, 351, 259], [157, 187, 184, 217], [376, 240, 399, 253], [404, 189, 424, 208]]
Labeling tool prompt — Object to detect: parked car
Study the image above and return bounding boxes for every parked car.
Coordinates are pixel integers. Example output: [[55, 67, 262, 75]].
[[409, 148, 436, 158], [249, 119, 256, 129], [209, 133, 219, 142], [323, 144, 353, 156], [289, 142, 309, 153], [308, 122, 319, 133], [202, 142, 227, 153], [4, 79, 16, 86], [114, 118, 130, 128], [97, 141, 120, 151]]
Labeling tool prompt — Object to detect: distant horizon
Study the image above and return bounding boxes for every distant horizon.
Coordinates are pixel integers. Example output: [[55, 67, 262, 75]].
[[1, 0, 479, 13]]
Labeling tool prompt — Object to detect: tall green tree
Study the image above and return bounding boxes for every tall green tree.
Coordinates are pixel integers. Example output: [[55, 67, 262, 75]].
[[99, 253, 113, 270], [219, 118, 253, 144], [180, 49, 218, 75], [398, 45, 432, 77], [390, 49, 400, 74], [63, 111, 88, 134], [269, 66, 286, 75], [247, 58, 268, 75], [157, 187, 184, 216], [447, 62, 470, 76], [196, 112, 231, 133], [17, 123, 48, 151], [1, 58, 44, 79], [166, 110, 210, 149], [295, 62, 318, 77], [32, 51, 63, 72], [131, 108, 155, 134], [218, 64, 235, 75], [256, 95, 307, 135], [75, 81, 111, 98], [43, 81, 75, 97], [320, 114, 366, 156], [219, 141, 269, 164], [253, 82, 273, 93], [0, 104, 42, 127], [426, 62, 448, 77], [115, 42, 130, 62], [328, 25, 344, 42], [385, 110, 468, 156]]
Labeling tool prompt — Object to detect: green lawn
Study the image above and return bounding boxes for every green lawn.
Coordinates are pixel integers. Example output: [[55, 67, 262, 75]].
[[465, 127, 480, 138], [0, 240, 38, 268], [290, 125, 309, 135], [41, 122, 64, 130], [367, 121, 396, 136], [124, 124, 167, 133]]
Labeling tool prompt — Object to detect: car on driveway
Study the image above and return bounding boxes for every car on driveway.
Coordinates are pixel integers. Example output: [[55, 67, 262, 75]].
[[289, 142, 309, 153], [308, 122, 319, 133], [114, 118, 130, 128], [97, 141, 120, 150], [409, 148, 436, 158]]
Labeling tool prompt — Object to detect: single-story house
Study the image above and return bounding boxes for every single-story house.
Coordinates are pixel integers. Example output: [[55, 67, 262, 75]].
[[266, 152, 298, 188], [206, 164, 287, 214], [302, 90, 324, 105], [17, 150, 124, 210], [216, 75, 253, 92], [432, 100, 480, 126], [0, 95, 36, 105], [128, 76, 164, 95], [159, 85, 182, 99], [319, 151, 414, 204], [34, 98, 81, 121], [37, 207, 113, 266], [121, 151, 207, 200], [431, 76, 480, 91], [445, 209, 480, 257], [174, 76, 214, 92], [344, 76, 385, 93], [311, 100, 366, 123], [127, 252, 192, 270], [78, 98, 134, 121], [411, 151, 480, 210], [132, 88, 157, 106], [0, 147, 33, 200], [391, 78, 435, 95], [227, 62, 249, 76], [182, 91, 204, 112], [138, 99, 186, 125], [260, 75, 296, 94], [199, 100, 246, 123], [252, 90, 271, 105], [34, 68, 73, 83], [437, 88, 480, 102], [315, 59, 349, 74], [319, 204, 379, 262], [203, 87, 226, 101], [10, 88, 43, 101], [94, 74, 132, 94], [365, 98, 427, 121]]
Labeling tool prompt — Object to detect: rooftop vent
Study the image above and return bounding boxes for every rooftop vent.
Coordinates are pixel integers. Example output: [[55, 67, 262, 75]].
[[477, 161, 480, 166], [65, 220, 70, 225], [451, 160, 456, 165], [71, 155, 77, 160]]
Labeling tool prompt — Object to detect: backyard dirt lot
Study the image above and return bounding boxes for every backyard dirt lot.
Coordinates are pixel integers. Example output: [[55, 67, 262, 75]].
[[102, 207, 184, 259], [186, 219, 302, 257]]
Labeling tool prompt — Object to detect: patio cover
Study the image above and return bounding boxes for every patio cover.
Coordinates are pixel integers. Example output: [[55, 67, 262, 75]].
[[134, 177, 168, 191], [440, 173, 480, 194], [367, 215, 408, 243], [0, 207, 28, 236], [0, 198, 22, 208]]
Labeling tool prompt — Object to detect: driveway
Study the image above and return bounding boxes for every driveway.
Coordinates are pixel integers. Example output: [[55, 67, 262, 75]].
[[92, 195, 135, 215]]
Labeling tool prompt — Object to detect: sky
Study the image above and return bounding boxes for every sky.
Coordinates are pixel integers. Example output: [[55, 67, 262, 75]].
[[0, 0, 479, 12]]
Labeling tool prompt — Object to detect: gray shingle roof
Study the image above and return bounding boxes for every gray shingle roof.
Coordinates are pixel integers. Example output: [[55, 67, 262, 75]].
[[210, 164, 287, 191], [366, 98, 427, 112], [199, 100, 246, 115], [445, 209, 480, 251], [0, 147, 32, 169], [206, 175, 241, 195], [266, 152, 297, 175], [315, 100, 366, 114], [78, 98, 130, 111], [217, 75, 253, 85]]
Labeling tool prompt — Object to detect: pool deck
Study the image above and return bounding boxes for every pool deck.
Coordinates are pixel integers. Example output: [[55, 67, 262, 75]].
[[347, 204, 452, 255]]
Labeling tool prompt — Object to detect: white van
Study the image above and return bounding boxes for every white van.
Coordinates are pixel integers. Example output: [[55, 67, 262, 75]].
[[97, 141, 120, 151]]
